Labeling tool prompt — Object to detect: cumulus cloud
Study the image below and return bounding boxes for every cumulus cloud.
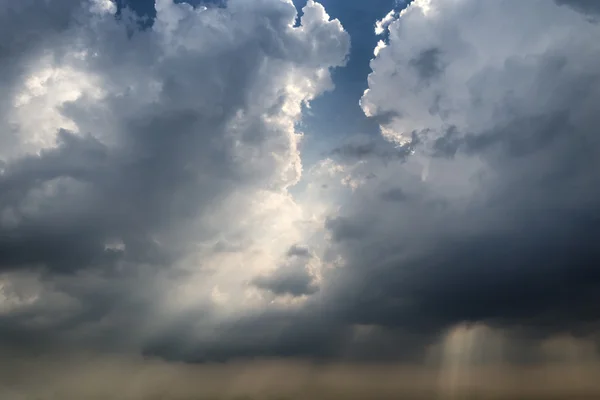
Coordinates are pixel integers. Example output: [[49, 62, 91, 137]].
[[0, 0, 349, 356], [324, 0, 600, 347], [2, 0, 600, 397]]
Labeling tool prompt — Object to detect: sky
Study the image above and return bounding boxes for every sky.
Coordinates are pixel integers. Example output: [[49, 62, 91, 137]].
[[117, 0, 404, 161], [1, 0, 600, 399]]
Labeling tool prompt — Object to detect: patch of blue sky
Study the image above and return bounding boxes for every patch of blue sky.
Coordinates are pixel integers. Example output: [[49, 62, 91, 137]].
[[116, 0, 408, 168], [292, 0, 407, 167]]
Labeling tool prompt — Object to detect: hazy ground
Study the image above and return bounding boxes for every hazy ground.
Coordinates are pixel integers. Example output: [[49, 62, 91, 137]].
[[2, 354, 600, 400]]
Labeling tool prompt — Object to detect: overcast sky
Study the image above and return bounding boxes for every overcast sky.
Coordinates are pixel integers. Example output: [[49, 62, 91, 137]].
[[2, 0, 600, 398]]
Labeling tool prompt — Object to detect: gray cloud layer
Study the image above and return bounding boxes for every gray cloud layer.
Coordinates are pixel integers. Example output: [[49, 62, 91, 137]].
[[2, 1, 600, 396]]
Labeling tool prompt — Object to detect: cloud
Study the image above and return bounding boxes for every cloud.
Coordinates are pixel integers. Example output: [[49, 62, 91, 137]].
[[2, 1, 600, 396], [319, 0, 600, 349], [408, 47, 445, 82], [252, 245, 320, 297], [556, 0, 600, 16], [0, 0, 349, 357]]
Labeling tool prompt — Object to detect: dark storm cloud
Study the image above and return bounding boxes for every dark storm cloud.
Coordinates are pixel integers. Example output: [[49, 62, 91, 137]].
[[0, 0, 79, 59], [556, 0, 600, 16], [141, 306, 348, 362], [0, 0, 350, 361], [325, 207, 600, 331], [328, 0, 600, 347], [0, 106, 235, 274], [0, 131, 126, 273], [4, 0, 600, 382], [0, 0, 346, 274], [325, 216, 366, 242]]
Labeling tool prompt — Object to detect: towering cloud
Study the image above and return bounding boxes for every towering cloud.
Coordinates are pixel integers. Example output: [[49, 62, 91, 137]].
[[0, 0, 349, 357], [326, 0, 600, 347], [2, 0, 600, 398]]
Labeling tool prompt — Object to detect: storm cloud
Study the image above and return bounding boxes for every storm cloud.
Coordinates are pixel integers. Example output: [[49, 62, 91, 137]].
[[0, 0, 350, 356], [2, 0, 600, 398], [349, 0, 600, 341]]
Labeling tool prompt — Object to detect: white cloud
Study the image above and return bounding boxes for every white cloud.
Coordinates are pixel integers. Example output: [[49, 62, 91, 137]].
[[375, 10, 397, 35], [362, 0, 600, 149], [89, 0, 116, 15]]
